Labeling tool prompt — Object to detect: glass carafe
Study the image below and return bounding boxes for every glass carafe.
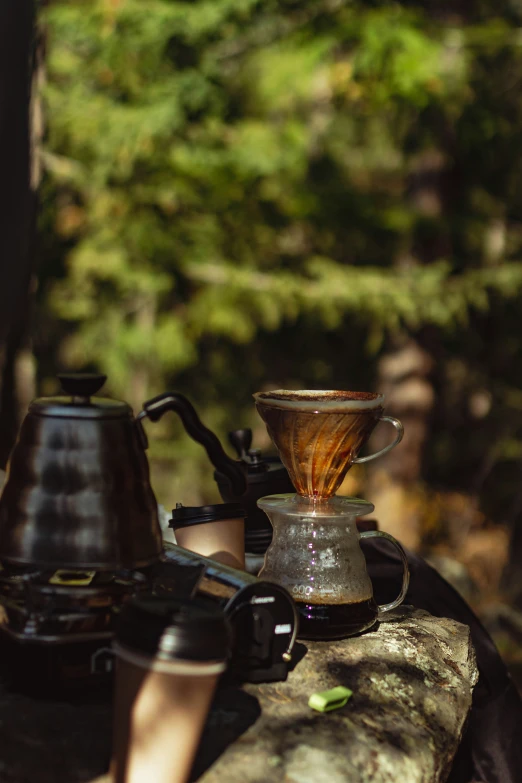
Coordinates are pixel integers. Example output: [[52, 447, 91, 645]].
[[258, 494, 409, 640]]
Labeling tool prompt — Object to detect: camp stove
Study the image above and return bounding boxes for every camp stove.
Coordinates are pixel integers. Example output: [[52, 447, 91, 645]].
[[0, 564, 148, 692], [0, 547, 298, 693]]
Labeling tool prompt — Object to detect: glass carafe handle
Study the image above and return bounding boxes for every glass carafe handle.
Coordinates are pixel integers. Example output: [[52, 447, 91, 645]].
[[353, 416, 404, 464], [359, 530, 410, 616]]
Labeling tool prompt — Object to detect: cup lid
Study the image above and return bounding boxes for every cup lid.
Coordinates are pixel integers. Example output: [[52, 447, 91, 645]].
[[169, 502, 245, 530], [115, 594, 231, 662]]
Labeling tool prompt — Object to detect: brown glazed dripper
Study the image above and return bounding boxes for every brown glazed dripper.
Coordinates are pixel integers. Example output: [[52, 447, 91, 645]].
[[253, 390, 403, 499]]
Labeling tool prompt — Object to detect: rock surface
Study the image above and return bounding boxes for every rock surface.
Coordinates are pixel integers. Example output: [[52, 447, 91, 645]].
[[197, 606, 478, 783], [0, 607, 477, 783]]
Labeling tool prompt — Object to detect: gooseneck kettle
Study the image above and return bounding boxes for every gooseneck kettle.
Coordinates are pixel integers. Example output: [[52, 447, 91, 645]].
[[0, 374, 246, 571]]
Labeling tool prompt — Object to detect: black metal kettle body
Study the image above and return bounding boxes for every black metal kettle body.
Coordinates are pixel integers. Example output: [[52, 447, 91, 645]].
[[0, 374, 246, 571]]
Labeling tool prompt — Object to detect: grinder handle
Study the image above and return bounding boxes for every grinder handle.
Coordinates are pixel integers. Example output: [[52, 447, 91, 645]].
[[140, 392, 247, 497]]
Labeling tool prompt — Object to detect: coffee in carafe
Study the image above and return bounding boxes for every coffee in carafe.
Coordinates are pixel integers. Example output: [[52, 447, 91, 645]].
[[294, 599, 379, 640]]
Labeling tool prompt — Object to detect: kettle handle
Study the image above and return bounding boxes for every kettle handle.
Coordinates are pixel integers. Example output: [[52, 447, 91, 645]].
[[140, 392, 247, 497]]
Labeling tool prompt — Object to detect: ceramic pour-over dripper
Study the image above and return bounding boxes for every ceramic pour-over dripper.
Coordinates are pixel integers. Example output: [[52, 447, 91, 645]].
[[253, 390, 403, 500]]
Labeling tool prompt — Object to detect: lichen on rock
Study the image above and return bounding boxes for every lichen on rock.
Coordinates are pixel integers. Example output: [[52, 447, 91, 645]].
[[198, 606, 478, 783]]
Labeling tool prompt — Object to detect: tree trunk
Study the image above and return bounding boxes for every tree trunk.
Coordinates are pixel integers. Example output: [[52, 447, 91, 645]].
[[365, 334, 435, 550], [365, 149, 448, 550], [0, 1, 35, 342], [0, 1, 38, 465]]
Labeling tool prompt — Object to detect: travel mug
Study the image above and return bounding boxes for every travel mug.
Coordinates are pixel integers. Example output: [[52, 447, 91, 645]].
[[170, 503, 246, 570], [111, 595, 230, 783]]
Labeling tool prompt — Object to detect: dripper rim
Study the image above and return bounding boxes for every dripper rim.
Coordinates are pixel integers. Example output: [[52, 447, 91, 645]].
[[253, 389, 384, 412]]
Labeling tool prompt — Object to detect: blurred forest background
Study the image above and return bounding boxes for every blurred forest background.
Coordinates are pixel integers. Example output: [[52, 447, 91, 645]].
[[2, 0, 522, 675]]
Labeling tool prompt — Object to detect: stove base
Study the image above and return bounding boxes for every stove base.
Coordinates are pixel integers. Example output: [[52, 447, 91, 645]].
[[0, 630, 114, 696]]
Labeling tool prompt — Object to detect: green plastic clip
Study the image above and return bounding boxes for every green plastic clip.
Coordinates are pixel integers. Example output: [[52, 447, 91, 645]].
[[308, 686, 353, 713]]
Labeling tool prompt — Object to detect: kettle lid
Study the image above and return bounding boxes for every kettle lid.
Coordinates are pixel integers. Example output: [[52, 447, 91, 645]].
[[29, 373, 133, 419]]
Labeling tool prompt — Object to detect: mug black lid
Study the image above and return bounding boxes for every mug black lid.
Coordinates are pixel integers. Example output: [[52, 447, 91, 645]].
[[169, 502, 245, 530], [115, 594, 231, 662]]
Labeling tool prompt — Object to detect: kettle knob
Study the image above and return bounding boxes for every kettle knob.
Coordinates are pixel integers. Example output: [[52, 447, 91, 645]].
[[58, 373, 107, 398]]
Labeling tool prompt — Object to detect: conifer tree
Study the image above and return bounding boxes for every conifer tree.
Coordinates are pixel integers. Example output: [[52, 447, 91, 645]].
[[37, 0, 522, 518]]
